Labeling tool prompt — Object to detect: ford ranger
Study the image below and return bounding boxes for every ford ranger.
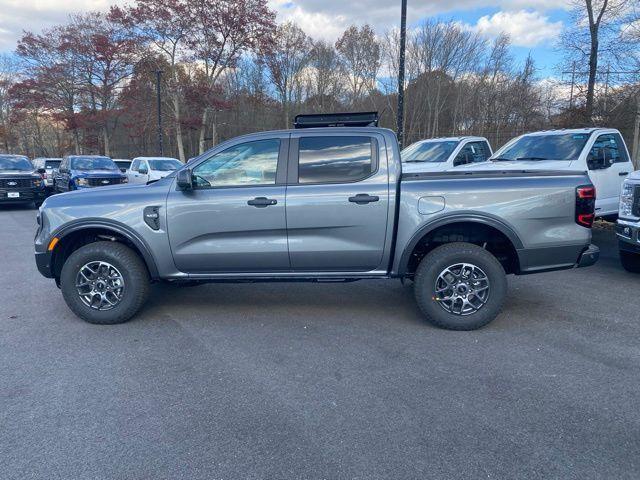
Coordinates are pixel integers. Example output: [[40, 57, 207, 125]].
[[34, 113, 600, 330]]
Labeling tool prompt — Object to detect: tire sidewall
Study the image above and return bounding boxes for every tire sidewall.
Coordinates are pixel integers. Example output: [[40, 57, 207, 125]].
[[60, 242, 147, 324], [414, 243, 507, 330]]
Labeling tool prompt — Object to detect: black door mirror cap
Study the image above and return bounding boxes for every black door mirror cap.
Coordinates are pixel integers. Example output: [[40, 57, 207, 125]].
[[176, 168, 193, 190]]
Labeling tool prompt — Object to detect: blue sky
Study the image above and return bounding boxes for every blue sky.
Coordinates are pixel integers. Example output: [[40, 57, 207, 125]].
[[0, 0, 572, 78]]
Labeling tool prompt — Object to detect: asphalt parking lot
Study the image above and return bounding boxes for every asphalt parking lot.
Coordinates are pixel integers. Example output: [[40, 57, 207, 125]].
[[1, 204, 639, 480]]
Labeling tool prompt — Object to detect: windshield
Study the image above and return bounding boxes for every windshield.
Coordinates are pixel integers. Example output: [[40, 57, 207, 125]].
[[149, 159, 182, 171], [70, 157, 118, 171], [45, 160, 61, 168], [0, 155, 33, 171], [494, 133, 590, 161], [402, 141, 459, 163]]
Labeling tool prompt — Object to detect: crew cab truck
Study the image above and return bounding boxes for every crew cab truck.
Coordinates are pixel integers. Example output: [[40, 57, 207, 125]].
[[34, 113, 599, 330], [459, 128, 634, 219], [617, 170, 640, 272], [402, 136, 492, 173]]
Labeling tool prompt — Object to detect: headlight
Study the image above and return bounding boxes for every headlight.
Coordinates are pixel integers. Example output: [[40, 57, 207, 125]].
[[76, 178, 90, 186], [619, 181, 635, 218]]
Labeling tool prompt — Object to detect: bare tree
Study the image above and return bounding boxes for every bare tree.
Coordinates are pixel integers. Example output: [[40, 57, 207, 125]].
[[561, 0, 632, 122], [263, 22, 311, 128], [336, 25, 380, 106]]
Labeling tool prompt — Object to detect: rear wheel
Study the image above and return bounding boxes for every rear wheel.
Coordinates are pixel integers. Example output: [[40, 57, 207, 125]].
[[620, 250, 640, 273], [60, 241, 150, 324], [413, 242, 507, 330]]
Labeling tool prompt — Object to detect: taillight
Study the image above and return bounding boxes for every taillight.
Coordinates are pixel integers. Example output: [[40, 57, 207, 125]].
[[576, 185, 596, 228]]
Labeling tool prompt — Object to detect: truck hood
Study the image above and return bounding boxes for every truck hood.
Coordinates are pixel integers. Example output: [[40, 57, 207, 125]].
[[73, 170, 124, 177], [0, 170, 40, 177], [626, 170, 640, 182], [453, 160, 575, 171], [402, 162, 448, 173]]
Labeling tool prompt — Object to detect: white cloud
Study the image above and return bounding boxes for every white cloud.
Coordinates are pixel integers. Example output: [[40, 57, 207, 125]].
[[0, 0, 570, 51], [467, 10, 563, 47], [0, 0, 126, 51]]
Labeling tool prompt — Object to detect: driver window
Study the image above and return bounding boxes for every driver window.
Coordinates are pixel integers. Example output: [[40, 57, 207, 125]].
[[455, 145, 473, 165], [192, 139, 280, 188], [130, 159, 140, 172], [590, 134, 627, 163]]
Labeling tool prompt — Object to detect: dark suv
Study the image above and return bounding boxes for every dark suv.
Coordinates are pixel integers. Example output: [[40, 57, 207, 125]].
[[54, 155, 127, 192], [0, 154, 47, 207]]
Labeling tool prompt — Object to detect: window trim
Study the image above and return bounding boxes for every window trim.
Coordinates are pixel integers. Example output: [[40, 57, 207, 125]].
[[287, 135, 379, 186], [190, 137, 288, 190]]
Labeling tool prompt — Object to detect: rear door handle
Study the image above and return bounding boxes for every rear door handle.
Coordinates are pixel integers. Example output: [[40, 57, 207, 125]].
[[348, 194, 379, 204], [247, 197, 277, 207], [619, 172, 629, 176]]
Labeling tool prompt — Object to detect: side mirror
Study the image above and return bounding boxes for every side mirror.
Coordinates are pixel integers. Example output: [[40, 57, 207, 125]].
[[139, 166, 148, 175], [176, 168, 193, 190]]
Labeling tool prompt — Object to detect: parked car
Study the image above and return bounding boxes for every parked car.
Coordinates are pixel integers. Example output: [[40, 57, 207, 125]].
[[32, 157, 62, 191], [113, 159, 132, 173], [126, 157, 182, 184], [0, 154, 47, 207], [402, 136, 492, 173], [459, 128, 634, 219], [35, 112, 599, 330], [54, 155, 127, 192], [617, 170, 640, 272]]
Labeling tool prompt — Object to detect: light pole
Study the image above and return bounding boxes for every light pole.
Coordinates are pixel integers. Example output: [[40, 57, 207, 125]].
[[397, 0, 407, 149], [155, 70, 163, 156]]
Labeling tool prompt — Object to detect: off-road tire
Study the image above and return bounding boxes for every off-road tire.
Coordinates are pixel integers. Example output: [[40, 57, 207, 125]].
[[414, 242, 507, 330], [60, 241, 150, 324]]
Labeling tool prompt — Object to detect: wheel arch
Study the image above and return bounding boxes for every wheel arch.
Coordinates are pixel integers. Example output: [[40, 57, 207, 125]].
[[49, 219, 159, 280], [397, 214, 523, 276]]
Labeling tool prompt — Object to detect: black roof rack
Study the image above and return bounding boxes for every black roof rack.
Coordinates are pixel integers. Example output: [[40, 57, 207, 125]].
[[294, 112, 379, 129]]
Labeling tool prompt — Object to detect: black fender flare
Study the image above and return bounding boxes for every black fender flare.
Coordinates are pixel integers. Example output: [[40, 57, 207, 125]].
[[397, 213, 524, 276], [50, 218, 160, 279]]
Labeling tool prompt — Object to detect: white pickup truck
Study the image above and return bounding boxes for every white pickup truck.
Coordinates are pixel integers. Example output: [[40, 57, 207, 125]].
[[401, 136, 492, 173], [459, 128, 634, 218]]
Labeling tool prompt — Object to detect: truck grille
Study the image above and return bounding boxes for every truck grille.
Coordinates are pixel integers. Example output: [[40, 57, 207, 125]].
[[633, 186, 640, 217], [87, 177, 121, 187], [0, 178, 32, 188]]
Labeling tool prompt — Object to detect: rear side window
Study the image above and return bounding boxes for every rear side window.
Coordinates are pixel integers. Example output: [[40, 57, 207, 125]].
[[45, 160, 61, 168], [298, 136, 374, 184]]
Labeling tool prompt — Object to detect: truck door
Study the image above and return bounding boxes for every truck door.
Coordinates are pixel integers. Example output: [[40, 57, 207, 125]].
[[587, 132, 633, 216], [166, 136, 290, 273], [285, 133, 390, 272]]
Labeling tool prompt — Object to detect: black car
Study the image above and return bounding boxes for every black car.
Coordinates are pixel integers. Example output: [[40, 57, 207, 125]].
[[0, 154, 47, 207]]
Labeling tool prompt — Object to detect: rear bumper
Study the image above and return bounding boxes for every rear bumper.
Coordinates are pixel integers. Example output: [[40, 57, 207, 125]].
[[35, 251, 54, 278], [577, 244, 599, 268], [517, 243, 599, 274]]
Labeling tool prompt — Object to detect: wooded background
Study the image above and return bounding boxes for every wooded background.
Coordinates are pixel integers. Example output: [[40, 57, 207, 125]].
[[0, 0, 638, 164]]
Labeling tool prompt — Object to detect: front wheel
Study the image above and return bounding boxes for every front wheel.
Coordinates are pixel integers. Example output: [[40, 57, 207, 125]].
[[620, 250, 640, 273], [413, 242, 507, 330], [60, 241, 150, 324]]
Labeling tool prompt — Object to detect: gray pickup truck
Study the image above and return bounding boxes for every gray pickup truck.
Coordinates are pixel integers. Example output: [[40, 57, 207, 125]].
[[34, 113, 599, 330]]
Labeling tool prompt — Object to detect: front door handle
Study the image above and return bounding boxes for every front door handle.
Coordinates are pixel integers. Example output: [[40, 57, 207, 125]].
[[349, 194, 379, 205], [619, 172, 629, 176], [247, 197, 277, 207]]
